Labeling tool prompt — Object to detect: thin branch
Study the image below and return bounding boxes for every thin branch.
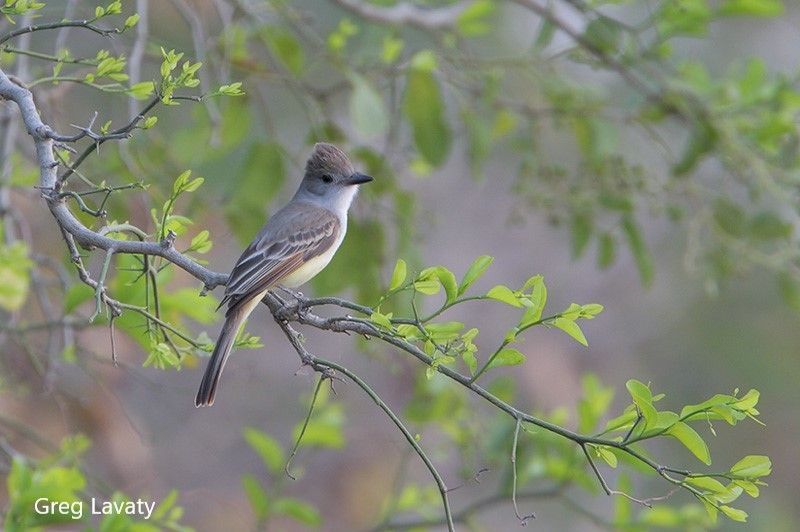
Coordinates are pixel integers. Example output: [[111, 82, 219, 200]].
[[90, 248, 115, 322], [511, 416, 536, 524], [284, 375, 325, 481], [330, 0, 476, 30], [270, 306, 455, 532], [0, 19, 122, 47]]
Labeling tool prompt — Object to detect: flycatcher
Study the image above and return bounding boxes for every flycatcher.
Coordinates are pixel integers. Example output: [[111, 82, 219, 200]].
[[195, 143, 373, 407]]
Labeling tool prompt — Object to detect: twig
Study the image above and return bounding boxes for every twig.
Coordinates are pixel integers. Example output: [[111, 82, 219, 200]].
[[90, 248, 115, 322], [0, 19, 123, 47], [270, 305, 455, 532], [511, 417, 536, 524], [284, 375, 325, 480]]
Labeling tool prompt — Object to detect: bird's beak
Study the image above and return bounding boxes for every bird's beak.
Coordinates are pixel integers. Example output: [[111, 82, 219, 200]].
[[344, 172, 373, 185]]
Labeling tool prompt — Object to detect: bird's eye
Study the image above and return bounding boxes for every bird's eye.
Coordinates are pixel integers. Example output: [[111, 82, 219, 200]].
[[321, 174, 333, 183]]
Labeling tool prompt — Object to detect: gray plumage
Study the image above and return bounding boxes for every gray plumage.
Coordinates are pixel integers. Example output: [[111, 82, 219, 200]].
[[195, 143, 372, 407]]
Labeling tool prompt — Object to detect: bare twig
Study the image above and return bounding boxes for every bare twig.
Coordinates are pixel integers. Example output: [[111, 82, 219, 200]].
[[511, 417, 536, 524], [284, 375, 325, 480]]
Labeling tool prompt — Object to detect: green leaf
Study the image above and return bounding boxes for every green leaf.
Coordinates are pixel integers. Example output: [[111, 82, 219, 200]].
[[370, 311, 394, 330], [713, 198, 747, 237], [667, 422, 711, 465], [349, 74, 388, 139], [488, 347, 526, 369], [734, 389, 759, 411], [389, 259, 407, 291], [534, 18, 556, 49], [63, 283, 94, 314], [519, 275, 547, 327], [0, 241, 33, 311], [241, 474, 269, 520], [685, 475, 728, 494], [456, 0, 495, 36], [570, 212, 592, 259], [486, 285, 522, 307], [433, 266, 458, 303], [583, 15, 622, 54], [729, 455, 771, 478], [719, 505, 748, 522], [189, 230, 212, 253], [458, 255, 493, 296], [658, 0, 712, 38], [749, 212, 792, 240], [381, 35, 404, 64], [673, 119, 717, 175], [128, 81, 154, 99], [777, 272, 800, 311], [462, 349, 477, 375], [622, 215, 653, 287], [243, 427, 285, 474], [425, 321, 464, 340], [597, 232, 615, 270], [719, 0, 783, 17], [262, 27, 305, 75], [552, 317, 588, 346], [603, 409, 638, 433], [124, 13, 140, 28], [414, 268, 441, 295], [404, 52, 451, 166], [274, 497, 322, 527], [595, 445, 618, 468], [625, 379, 657, 426], [225, 142, 285, 245]]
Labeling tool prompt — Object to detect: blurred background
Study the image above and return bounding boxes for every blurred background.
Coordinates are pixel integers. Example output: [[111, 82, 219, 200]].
[[1, 0, 799, 530]]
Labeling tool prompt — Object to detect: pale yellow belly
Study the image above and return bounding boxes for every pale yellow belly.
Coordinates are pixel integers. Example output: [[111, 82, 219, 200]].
[[279, 232, 344, 288]]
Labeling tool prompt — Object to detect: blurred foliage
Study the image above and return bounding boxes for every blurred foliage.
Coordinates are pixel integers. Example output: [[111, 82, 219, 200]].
[[3, 434, 190, 531], [0, 0, 794, 530]]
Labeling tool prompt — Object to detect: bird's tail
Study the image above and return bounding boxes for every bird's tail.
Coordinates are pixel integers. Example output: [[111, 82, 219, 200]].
[[195, 305, 247, 407]]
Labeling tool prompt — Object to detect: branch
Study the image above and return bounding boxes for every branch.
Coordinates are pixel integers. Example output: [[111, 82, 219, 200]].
[[330, 0, 476, 30], [0, 19, 122, 47], [269, 302, 455, 531], [0, 67, 226, 290]]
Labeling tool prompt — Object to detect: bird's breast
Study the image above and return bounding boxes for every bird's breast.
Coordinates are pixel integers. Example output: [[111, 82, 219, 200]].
[[280, 225, 346, 288]]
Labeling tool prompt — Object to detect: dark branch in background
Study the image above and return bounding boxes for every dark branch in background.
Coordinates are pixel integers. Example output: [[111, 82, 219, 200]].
[[330, 0, 476, 30]]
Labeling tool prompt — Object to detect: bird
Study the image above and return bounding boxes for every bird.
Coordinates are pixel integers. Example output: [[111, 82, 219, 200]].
[[195, 142, 373, 406]]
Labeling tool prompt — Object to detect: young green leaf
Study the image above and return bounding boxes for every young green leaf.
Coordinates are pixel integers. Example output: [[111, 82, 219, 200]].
[[241, 474, 269, 520], [667, 422, 711, 465], [458, 255, 493, 296], [486, 285, 522, 307], [487, 347, 526, 369], [403, 51, 451, 166], [552, 317, 588, 346], [719, 505, 748, 522], [273, 497, 322, 526], [595, 445, 618, 468], [729, 455, 771, 478], [349, 74, 388, 139], [243, 427, 285, 473], [389, 259, 407, 291]]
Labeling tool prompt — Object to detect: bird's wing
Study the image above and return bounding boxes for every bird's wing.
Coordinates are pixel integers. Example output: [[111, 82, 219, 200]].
[[220, 202, 340, 314]]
